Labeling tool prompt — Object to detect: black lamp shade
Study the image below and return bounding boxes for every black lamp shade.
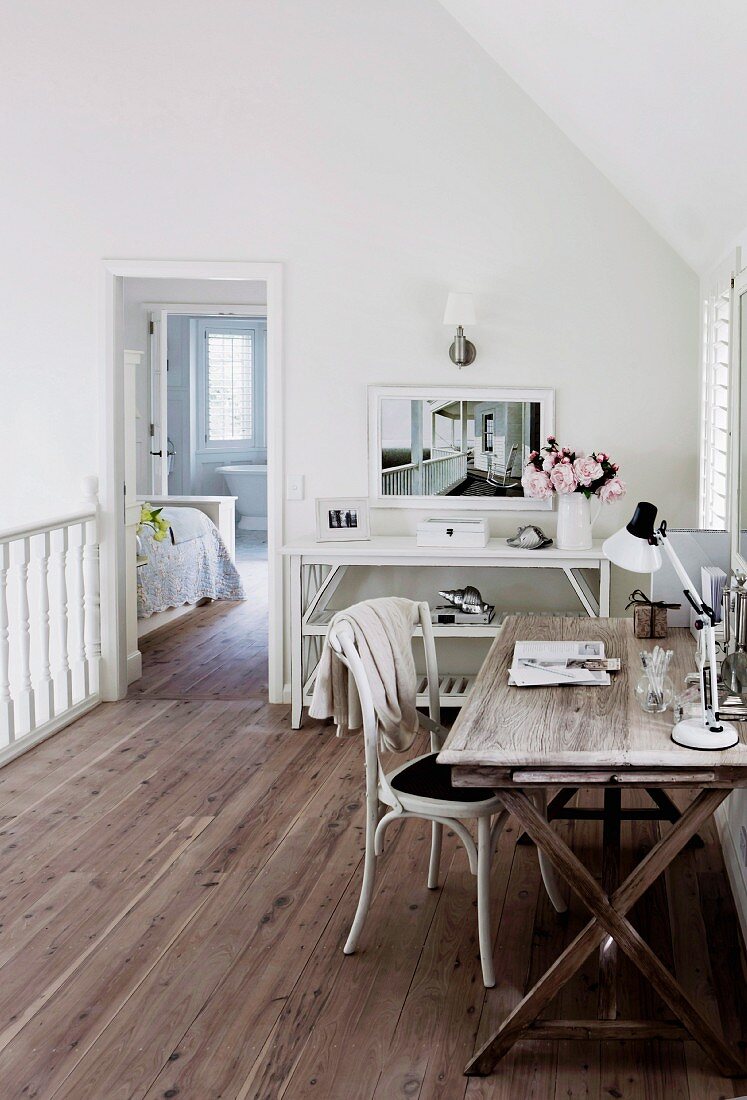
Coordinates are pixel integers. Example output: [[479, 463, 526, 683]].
[[626, 501, 658, 542]]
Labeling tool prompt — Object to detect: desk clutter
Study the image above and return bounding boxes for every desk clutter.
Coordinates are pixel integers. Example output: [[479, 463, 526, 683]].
[[636, 645, 675, 713], [431, 585, 495, 624], [509, 639, 613, 686], [626, 588, 680, 638]]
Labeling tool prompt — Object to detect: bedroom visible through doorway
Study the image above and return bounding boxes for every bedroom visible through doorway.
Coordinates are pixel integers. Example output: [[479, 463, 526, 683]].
[[120, 273, 274, 702]]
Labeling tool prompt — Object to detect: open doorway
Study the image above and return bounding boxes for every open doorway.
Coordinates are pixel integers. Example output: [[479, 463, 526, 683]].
[[99, 261, 283, 707], [124, 282, 271, 696]]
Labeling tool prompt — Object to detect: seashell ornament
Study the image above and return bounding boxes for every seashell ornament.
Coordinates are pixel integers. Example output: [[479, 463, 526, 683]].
[[506, 525, 553, 550], [438, 586, 491, 615]]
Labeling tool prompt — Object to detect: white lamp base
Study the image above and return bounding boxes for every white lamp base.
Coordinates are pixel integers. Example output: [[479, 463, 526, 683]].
[[670, 717, 739, 751]]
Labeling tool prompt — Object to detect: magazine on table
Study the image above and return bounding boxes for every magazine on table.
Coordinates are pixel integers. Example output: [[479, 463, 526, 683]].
[[509, 640, 611, 687]]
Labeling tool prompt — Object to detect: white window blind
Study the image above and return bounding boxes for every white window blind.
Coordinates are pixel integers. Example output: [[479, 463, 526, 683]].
[[699, 275, 732, 529], [206, 329, 254, 443]]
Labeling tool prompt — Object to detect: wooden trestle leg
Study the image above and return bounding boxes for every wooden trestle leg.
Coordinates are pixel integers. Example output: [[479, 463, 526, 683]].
[[465, 786, 744, 1078]]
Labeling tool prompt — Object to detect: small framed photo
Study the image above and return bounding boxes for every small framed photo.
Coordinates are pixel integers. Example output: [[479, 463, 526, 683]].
[[315, 497, 370, 542]]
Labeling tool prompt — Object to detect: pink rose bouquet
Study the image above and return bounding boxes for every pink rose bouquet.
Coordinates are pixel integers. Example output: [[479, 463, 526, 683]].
[[549, 461, 577, 494], [521, 467, 554, 500], [523, 436, 626, 503]]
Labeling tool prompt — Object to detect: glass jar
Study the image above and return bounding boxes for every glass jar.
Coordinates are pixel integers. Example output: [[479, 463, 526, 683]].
[[635, 673, 675, 714]]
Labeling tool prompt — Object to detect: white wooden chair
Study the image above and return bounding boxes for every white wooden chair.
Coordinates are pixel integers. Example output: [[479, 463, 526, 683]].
[[327, 600, 566, 988], [487, 442, 520, 487]]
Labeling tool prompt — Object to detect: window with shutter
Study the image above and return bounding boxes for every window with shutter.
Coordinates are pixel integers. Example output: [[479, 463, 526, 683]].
[[699, 274, 733, 529], [196, 318, 266, 452], [206, 329, 254, 443]]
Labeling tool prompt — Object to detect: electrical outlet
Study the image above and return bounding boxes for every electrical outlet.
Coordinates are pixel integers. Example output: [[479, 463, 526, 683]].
[[286, 474, 304, 501]]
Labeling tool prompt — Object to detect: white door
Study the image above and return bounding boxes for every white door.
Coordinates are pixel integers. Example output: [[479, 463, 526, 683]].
[[134, 353, 151, 495], [124, 350, 143, 684], [149, 311, 170, 495]]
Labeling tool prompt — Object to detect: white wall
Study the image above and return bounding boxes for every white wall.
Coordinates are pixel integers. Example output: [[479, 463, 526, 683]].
[[2, 0, 698, 620]]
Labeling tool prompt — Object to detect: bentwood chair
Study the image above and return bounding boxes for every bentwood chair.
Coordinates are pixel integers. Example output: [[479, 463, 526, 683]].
[[328, 600, 566, 987]]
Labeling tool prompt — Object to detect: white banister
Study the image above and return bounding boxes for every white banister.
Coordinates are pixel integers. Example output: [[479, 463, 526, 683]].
[[72, 524, 88, 700], [382, 453, 469, 497], [53, 526, 72, 715], [15, 537, 35, 735], [381, 462, 416, 496], [0, 476, 101, 765], [0, 544, 13, 745], [36, 531, 55, 724], [422, 451, 469, 495]]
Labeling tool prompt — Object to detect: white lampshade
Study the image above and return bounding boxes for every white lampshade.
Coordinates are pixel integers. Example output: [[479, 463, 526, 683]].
[[443, 292, 476, 327], [602, 501, 663, 573], [603, 527, 662, 573]]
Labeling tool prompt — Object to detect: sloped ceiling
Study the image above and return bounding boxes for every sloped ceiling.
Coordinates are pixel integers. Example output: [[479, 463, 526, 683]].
[[438, 0, 747, 273]]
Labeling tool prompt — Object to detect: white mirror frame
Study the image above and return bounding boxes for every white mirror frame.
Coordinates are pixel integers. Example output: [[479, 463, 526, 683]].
[[367, 385, 555, 510], [731, 269, 747, 574]]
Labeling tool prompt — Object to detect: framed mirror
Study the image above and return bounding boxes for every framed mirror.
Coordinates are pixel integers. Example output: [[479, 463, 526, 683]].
[[368, 386, 554, 509]]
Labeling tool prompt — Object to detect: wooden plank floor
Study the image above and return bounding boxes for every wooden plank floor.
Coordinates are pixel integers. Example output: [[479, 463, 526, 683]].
[[1, 559, 747, 1098]]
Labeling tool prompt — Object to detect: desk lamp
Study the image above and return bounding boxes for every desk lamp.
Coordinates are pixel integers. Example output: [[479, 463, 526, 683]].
[[603, 501, 738, 750]]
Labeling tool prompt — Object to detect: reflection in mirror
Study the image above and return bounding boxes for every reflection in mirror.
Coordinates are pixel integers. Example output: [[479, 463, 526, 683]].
[[369, 388, 553, 507]]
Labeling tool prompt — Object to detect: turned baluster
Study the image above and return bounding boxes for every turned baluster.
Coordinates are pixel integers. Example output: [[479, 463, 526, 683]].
[[53, 526, 73, 713], [0, 544, 13, 744], [35, 531, 55, 723], [15, 537, 35, 734], [71, 523, 88, 701]]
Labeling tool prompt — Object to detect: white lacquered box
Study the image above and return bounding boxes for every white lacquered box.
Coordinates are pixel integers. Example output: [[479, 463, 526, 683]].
[[416, 516, 489, 548]]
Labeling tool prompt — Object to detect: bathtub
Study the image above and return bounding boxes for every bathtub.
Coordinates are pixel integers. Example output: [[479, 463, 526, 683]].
[[217, 464, 268, 530]]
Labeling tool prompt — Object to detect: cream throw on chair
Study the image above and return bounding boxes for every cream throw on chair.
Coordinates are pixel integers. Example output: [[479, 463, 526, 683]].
[[309, 597, 420, 751]]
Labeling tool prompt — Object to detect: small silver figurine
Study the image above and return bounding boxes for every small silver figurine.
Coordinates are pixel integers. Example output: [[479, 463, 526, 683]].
[[438, 585, 492, 615], [507, 525, 553, 550]]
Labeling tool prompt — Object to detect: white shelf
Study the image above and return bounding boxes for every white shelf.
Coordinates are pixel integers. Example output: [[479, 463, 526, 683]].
[[288, 536, 611, 728], [304, 608, 505, 638], [283, 535, 607, 567], [302, 671, 478, 710]]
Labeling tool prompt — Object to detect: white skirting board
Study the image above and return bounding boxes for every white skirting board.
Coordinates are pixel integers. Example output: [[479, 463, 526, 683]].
[[137, 599, 210, 641], [127, 649, 143, 684], [715, 801, 747, 949], [238, 515, 268, 531]]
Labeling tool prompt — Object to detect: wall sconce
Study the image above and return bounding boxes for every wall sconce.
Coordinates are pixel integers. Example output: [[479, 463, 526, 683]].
[[443, 292, 476, 368]]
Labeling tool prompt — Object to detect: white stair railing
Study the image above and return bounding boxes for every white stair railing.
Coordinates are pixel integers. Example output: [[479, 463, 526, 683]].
[[0, 477, 101, 764]]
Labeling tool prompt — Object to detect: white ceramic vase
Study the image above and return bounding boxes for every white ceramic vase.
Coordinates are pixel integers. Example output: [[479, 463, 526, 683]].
[[555, 492, 601, 551]]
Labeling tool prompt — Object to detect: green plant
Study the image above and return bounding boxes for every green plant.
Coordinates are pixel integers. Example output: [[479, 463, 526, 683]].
[[137, 503, 170, 542]]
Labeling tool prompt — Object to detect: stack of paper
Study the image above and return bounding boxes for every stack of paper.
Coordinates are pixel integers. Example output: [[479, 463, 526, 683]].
[[509, 640, 611, 687], [701, 566, 727, 623]]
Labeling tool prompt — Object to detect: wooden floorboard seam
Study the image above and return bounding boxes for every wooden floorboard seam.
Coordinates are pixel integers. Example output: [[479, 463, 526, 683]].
[[0, 814, 215, 1054]]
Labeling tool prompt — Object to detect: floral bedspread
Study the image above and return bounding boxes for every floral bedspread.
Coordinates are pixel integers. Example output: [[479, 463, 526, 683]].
[[137, 508, 246, 618]]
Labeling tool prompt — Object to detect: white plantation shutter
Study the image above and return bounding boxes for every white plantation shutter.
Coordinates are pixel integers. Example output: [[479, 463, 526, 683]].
[[699, 272, 733, 529], [206, 329, 254, 442]]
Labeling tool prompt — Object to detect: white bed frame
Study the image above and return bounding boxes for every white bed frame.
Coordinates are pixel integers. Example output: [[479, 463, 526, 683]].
[[133, 495, 237, 651]]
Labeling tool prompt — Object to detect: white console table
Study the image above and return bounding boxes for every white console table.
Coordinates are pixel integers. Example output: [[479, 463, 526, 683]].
[[282, 536, 610, 729]]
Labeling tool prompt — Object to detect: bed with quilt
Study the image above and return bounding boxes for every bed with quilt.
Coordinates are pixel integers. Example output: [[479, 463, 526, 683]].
[[137, 506, 245, 620]]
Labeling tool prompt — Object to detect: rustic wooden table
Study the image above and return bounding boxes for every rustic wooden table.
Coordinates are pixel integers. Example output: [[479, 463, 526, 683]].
[[438, 615, 747, 1078]]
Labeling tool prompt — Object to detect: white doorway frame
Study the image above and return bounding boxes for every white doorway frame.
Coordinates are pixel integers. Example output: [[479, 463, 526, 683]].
[[100, 259, 284, 704]]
